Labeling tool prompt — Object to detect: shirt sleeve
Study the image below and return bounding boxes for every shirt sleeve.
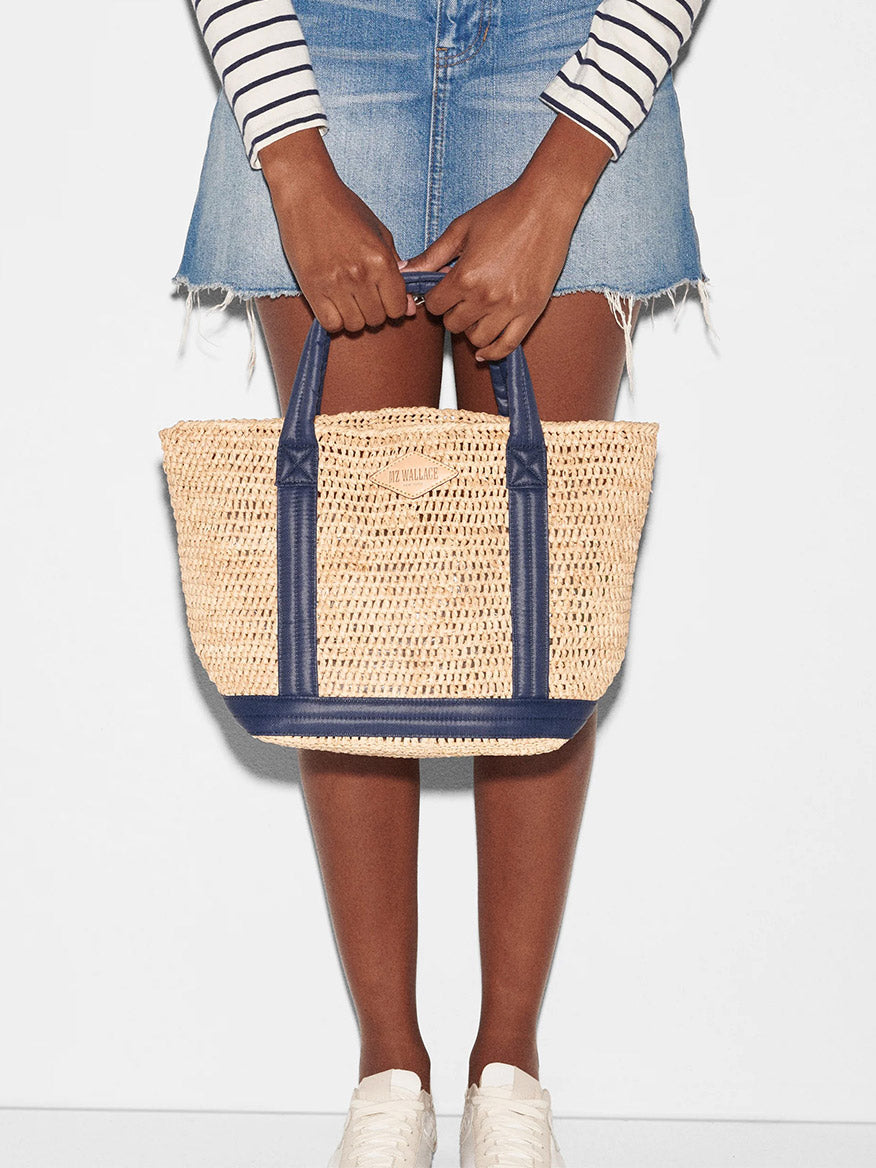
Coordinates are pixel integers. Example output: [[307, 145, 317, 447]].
[[190, 0, 328, 171], [538, 0, 704, 160]]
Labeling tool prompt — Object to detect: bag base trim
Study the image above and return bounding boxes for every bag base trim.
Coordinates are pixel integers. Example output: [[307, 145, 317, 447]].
[[223, 694, 596, 740]]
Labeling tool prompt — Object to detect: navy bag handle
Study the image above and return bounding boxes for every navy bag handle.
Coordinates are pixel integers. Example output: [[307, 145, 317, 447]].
[[273, 268, 551, 701], [277, 269, 546, 455]]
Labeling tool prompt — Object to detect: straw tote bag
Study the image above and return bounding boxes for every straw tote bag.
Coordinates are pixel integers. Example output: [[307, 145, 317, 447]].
[[160, 268, 658, 758]]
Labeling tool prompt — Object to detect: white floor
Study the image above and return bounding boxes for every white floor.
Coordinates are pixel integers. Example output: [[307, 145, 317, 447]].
[[1, 1110, 875, 1168]]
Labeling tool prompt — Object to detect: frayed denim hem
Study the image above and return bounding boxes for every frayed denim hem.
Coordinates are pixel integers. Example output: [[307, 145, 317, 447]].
[[172, 273, 715, 391], [172, 276, 303, 382], [552, 275, 716, 394]]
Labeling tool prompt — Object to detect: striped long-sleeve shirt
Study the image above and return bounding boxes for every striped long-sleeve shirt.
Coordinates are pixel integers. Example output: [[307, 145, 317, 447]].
[[190, 0, 703, 171]]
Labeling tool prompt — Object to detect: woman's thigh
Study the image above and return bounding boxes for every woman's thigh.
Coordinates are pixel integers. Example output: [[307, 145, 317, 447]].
[[451, 290, 640, 421], [255, 289, 639, 418], [254, 293, 447, 415]]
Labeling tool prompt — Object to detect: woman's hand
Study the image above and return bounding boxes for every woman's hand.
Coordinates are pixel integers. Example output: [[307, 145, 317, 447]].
[[259, 128, 417, 333], [403, 115, 613, 362]]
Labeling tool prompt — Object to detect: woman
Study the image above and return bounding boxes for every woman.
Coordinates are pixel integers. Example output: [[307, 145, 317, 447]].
[[173, 1, 710, 1164]]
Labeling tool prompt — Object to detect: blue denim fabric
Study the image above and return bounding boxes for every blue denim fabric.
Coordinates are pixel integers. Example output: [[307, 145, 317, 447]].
[[173, 0, 706, 306]]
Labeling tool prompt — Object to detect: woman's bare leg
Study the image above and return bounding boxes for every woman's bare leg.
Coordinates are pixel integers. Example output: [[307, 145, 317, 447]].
[[255, 292, 446, 1091], [450, 290, 641, 1087]]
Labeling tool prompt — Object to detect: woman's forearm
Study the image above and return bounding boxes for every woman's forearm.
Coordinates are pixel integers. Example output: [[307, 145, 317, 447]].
[[258, 126, 338, 197], [517, 112, 614, 217]]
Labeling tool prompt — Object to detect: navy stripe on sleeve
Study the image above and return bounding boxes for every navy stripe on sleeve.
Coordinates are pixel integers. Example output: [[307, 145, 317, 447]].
[[594, 12, 674, 70], [627, 0, 684, 44], [537, 90, 622, 157]]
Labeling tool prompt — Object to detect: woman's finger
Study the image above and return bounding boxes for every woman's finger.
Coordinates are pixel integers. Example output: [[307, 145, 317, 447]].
[[374, 262, 410, 321], [309, 293, 344, 334], [441, 297, 489, 336], [331, 290, 367, 333], [471, 315, 531, 363], [351, 278, 389, 329]]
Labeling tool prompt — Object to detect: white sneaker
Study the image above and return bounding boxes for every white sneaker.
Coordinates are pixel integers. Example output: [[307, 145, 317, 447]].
[[327, 1067, 438, 1168], [459, 1062, 565, 1168]]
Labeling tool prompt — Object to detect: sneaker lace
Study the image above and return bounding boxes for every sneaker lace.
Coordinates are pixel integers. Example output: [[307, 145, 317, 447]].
[[474, 1096, 550, 1168], [347, 1096, 426, 1167]]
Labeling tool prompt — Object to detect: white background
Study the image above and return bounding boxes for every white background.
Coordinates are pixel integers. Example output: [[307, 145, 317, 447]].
[[1, 0, 874, 1123]]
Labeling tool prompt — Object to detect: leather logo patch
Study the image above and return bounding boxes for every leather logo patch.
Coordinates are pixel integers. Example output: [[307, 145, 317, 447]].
[[369, 451, 458, 498]]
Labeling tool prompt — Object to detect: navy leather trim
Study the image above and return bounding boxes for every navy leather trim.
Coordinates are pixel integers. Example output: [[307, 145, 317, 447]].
[[276, 482, 318, 696], [274, 268, 551, 701], [224, 695, 596, 740], [508, 464, 550, 698]]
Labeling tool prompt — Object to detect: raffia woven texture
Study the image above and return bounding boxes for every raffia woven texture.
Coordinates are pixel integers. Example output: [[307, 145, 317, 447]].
[[159, 407, 658, 757]]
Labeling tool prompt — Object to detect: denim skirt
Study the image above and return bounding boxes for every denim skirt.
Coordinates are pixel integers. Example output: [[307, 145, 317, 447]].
[[172, 0, 710, 378]]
